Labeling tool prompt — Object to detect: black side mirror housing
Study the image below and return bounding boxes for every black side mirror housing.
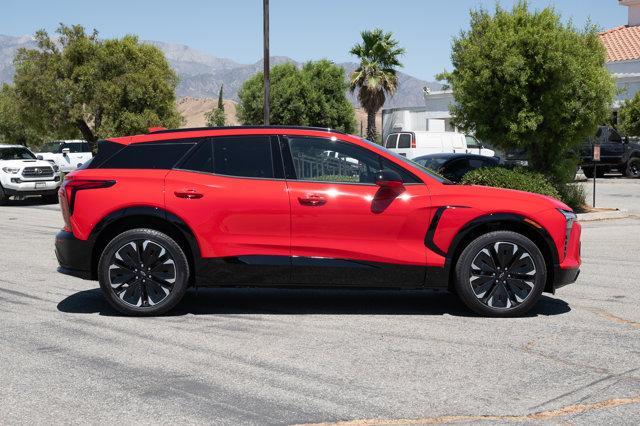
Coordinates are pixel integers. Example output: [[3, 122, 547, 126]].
[[375, 169, 404, 188]]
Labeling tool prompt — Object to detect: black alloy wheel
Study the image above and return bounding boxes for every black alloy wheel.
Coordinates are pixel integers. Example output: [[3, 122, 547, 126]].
[[626, 158, 640, 178], [98, 228, 189, 315], [455, 231, 546, 317]]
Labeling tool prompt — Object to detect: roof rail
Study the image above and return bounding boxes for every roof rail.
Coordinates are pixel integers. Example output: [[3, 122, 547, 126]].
[[147, 125, 348, 135]]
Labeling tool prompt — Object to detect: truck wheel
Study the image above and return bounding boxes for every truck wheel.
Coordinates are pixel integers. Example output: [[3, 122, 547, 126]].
[[626, 158, 640, 178]]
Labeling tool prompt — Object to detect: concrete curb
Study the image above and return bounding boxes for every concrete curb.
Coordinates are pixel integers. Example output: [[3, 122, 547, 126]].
[[577, 209, 630, 222]]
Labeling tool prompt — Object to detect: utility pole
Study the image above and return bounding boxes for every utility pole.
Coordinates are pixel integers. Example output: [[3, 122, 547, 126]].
[[263, 0, 270, 125]]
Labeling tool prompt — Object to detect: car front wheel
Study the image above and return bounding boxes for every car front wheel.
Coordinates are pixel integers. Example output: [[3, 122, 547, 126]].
[[97, 228, 189, 316], [454, 231, 547, 317]]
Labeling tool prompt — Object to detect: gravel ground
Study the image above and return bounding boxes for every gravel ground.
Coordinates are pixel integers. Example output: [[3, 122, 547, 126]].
[[0, 198, 638, 425]]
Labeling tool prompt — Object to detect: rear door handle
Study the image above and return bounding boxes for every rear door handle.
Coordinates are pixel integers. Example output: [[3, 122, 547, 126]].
[[174, 190, 203, 199], [298, 194, 327, 206]]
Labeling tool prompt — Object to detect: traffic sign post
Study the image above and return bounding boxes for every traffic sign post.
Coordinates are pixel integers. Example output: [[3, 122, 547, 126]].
[[593, 144, 600, 208]]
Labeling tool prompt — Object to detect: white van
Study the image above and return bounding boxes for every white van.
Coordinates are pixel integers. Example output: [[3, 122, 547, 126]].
[[384, 131, 495, 159]]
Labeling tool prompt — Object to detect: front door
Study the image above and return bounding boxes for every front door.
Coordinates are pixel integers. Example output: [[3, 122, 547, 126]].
[[165, 136, 291, 285], [281, 136, 430, 287]]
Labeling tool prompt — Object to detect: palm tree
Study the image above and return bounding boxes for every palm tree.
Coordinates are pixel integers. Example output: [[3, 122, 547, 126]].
[[349, 29, 405, 142]]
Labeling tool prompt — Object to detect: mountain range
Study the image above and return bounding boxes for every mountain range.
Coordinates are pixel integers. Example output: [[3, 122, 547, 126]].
[[0, 35, 440, 108]]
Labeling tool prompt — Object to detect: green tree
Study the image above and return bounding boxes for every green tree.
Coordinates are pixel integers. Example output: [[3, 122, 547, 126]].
[[438, 1, 615, 183], [237, 61, 355, 133], [349, 28, 405, 142], [205, 85, 226, 127], [0, 84, 45, 146], [618, 91, 640, 136], [11, 24, 183, 147]]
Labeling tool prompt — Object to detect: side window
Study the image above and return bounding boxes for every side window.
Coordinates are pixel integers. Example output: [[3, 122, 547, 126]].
[[468, 158, 489, 169], [397, 133, 412, 149], [609, 129, 622, 143], [443, 159, 471, 181], [385, 134, 399, 148], [82, 142, 91, 152], [99, 142, 195, 169], [465, 136, 479, 148], [287, 137, 420, 184], [213, 136, 274, 178], [180, 139, 213, 173], [288, 137, 382, 184], [67, 143, 84, 153]]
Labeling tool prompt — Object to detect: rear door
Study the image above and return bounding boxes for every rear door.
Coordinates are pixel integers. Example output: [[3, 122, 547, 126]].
[[601, 128, 625, 163], [165, 136, 291, 285], [282, 135, 430, 287]]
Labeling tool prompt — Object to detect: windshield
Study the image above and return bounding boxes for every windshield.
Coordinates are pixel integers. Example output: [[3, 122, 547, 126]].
[[0, 147, 37, 160], [40, 142, 63, 153], [359, 138, 451, 183], [414, 157, 448, 170]]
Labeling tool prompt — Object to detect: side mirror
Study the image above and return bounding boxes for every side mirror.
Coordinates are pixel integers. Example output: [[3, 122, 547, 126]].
[[36, 155, 43, 160], [62, 148, 70, 155], [375, 169, 404, 188]]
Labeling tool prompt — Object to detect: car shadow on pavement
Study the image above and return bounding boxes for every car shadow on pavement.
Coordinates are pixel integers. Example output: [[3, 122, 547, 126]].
[[57, 287, 571, 317], [1, 197, 58, 207]]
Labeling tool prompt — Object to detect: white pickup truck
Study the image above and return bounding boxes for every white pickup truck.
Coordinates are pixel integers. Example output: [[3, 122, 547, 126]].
[[0, 144, 63, 204], [36, 140, 93, 173]]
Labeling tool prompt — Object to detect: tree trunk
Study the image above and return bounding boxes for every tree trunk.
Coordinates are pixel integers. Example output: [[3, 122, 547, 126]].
[[76, 119, 96, 149], [366, 110, 376, 143]]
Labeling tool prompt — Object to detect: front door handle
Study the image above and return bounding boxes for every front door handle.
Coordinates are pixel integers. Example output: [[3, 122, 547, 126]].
[[298, 194, 327, 206], [174, 190, 203, 199]]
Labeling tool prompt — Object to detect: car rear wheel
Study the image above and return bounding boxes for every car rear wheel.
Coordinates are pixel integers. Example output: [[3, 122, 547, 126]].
[[626, 158, 640, 178], [454, 231, 546, 317], [98, 228, 189, 316], [0, 185, 6, 205]]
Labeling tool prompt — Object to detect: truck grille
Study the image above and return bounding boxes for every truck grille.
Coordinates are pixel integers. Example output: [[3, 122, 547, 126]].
[[22, 166, 54, 178]]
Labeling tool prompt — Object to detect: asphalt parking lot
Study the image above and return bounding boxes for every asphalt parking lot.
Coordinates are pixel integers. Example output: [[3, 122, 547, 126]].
[[1, 186, 639, 425]]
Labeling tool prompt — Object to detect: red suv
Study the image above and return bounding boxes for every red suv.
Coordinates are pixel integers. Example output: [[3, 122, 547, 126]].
[[55, 126, 581, 316]]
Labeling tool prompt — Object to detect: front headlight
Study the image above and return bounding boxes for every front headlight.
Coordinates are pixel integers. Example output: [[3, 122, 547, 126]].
[[558, 209, 577, 257], [52, 164, 59, 172], [2, 167, 20, 174]]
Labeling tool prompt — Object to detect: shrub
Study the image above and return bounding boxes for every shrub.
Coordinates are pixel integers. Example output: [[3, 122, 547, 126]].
[[461, 167, 561, 199], [557, 183, 588, 213]]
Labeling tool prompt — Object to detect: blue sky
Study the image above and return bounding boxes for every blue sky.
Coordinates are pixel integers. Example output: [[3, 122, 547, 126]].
[[1, 0, 628, 81]]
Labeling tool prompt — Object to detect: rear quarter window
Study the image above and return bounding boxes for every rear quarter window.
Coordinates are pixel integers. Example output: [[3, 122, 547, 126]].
[[98, 142, 195, 169]]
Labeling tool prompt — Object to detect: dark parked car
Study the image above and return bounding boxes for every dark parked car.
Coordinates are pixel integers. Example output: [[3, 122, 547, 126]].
[[580, 126, 640, 178], [412, 153, 500, 182]]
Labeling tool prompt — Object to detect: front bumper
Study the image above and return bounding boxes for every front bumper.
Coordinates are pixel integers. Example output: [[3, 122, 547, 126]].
[[55, 230, 93, 280], [1, 176, 61, 196]]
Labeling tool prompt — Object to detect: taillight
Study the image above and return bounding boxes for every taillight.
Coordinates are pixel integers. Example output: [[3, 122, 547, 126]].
[[411, 137, 416, 148], [59, 176, 116, 231]]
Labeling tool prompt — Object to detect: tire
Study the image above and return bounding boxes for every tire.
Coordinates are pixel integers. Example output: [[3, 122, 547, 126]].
[[625, 158, 640, 178], [97, 228, 190, 316], [454, 231, 547, 317], [582, 167, 594, 179], [43, 194, 59, 204], [0, 185, 6, 206]]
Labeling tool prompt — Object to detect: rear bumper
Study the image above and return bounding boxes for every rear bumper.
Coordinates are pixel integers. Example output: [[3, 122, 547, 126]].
[[55, 230, 93, 280], [553, 266, 580, 290]]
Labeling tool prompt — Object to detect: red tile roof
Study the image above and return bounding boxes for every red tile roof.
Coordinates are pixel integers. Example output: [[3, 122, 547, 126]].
[[600, 25, 640, 62]]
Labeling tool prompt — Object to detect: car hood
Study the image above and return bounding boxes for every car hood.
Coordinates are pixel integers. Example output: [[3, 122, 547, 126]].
[[0, 159, 56, 169], [441, 184, 571, 213]]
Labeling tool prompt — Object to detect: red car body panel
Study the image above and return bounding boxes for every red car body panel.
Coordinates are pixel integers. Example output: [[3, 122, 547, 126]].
[[56, 127, 580, 292], [164, 170, 291, 259]]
